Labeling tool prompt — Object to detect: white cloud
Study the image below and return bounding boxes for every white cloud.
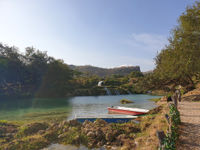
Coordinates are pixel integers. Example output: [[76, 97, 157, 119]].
[[116, 56, 155, 72], [121, 33, 169, 71], [126, 33, 168, 53]]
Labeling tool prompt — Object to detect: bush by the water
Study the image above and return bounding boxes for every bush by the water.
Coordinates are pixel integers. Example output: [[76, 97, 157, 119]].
[[163, 104, 180, 149], [120, 99, 134, 104]]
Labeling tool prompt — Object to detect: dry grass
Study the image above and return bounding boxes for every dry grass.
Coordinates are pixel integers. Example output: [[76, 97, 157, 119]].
[[0, 102, 170, 150], [134, 103, 169, 150]]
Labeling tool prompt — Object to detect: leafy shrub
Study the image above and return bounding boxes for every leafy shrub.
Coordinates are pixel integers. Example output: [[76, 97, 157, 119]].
[[162, 104, 180, 150]]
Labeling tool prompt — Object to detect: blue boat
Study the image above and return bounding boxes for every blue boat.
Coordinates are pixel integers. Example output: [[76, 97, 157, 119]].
[[74, 114, 138, 123]]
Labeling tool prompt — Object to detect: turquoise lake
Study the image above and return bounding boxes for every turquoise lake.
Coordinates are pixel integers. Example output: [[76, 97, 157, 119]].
[[0, 94, 161, 121]]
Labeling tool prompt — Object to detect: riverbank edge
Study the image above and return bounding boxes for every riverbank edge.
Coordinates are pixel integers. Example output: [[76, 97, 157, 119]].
[[0, 86, 168, 99], [0, 100, 170, 150]]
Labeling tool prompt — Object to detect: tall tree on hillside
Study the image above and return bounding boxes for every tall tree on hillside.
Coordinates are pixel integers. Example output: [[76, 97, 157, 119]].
[[0, 44, 25, 83], [155, 1, 200, 88], [24, 47, 52, 87], [36, 60, 74, 97]]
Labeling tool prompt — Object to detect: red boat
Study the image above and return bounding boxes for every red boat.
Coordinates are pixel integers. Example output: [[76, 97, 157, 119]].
[[108, 106, 149, 115]]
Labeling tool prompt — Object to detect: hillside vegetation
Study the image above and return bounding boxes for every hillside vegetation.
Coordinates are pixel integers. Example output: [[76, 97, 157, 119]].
[[0, 45, 74, 98], [69, 65, 140, 77], [0, 44, 143, 98], [133, 1, 200, 93]]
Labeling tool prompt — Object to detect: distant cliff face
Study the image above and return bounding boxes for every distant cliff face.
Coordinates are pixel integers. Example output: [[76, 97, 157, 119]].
[[69, 65, 141, 77]]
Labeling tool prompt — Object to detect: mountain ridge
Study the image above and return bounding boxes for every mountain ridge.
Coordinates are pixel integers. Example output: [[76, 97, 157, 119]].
[[68, 65, 141, 77]]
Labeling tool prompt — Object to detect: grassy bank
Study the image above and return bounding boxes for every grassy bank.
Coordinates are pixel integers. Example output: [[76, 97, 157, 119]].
[[149, 98, 161, 103], [0, 102, 169, 150]]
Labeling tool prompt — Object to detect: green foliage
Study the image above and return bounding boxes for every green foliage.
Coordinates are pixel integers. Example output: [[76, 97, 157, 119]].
[[131, 72, 164, 93], [0, 120, 9, 125], [120, 99, 134, 104], [0, 43, 144, 97], [61, 127, 88, 145], [130, 1, 200, 93], [0, 44, 75, 98], [155, 2, 200, 88], [169, 105, 181, 126], [17, 122, 49, 137], [148, 98, 161, 102], [5, 136, 49, 150], [69, 65, 141, 77], [128, 71, 144, 78], [104, 77, 122, 86], [36, 60, 73, 97], [163, 104, 180, 150]]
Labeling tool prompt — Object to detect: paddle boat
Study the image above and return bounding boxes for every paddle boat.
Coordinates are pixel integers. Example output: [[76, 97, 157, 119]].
[[108, 106, 149, 115]]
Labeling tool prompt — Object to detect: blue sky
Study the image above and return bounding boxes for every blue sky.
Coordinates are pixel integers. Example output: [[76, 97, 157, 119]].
[[0, 0, 197, 71]]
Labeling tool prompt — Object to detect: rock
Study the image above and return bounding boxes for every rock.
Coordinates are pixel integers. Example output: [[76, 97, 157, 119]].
[[95, 129, 102, 137], [120, 99, 134, 104], [106, 142, 111, 145], [58, 120, 68, 128], [74, 135, 80, 141], [161, 96, 167, 101], [81, 127, 89, 134], [62, 120, 68, 125], [38, 130, 45, 135], [106, 145, 112, 149], [110, 146, 118, 150], [58, 133, 65, 139], [105, 132, 115, 141], [87, 131, 96, 138], [49, 123, 59, 131], [88, 142, 95, 148], [135, 141, 139, 147], [83, 120, 90, 127], [116, 134, 127, 144], [58, 123, 63, 128], [0, 123, 18, 135], [97, 141, 105, 147], [121, 145, 132, 150], [69, 120, 80, 126], [94, 119, 107, 126], [62, 127, 68, 132]]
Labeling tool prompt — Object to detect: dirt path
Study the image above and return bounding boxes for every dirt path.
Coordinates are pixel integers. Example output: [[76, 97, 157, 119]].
[[177, 101, 200, 150]]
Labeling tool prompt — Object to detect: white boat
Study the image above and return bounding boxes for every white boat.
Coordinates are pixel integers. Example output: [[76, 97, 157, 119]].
[[108, 106, 149, 115]]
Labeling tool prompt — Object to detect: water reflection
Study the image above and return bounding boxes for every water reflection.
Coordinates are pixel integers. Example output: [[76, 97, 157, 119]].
[[0, 94, 160, 121], [0, 98, 71, 110], [0, 98, 71, 121], [68, 94, 160, 120], [43, 144, 106, 150]]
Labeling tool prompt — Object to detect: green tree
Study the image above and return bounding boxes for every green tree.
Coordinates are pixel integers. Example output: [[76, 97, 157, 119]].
[[36, 60, 74, 97], [154, 1, 200, 88]]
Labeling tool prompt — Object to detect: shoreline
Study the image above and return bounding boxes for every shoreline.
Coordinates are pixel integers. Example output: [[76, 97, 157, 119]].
[[0, 100, 169, 150]]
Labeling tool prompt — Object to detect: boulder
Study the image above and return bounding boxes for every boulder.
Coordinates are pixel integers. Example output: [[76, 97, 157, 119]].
[[160, 96, 167, 101], [120, 99, 134, 104]]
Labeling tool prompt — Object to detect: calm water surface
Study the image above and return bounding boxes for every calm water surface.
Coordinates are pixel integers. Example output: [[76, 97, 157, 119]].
[[43, 144, 105, 150], [0, 94, 161, 121]]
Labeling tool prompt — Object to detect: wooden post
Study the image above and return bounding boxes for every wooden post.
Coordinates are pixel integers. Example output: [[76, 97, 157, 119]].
[[156, 130, 165, 150], [165, 114, 170, 124], [172, 94, 178, 109], [165, 113, 171, 133], [176, 89, 181, 102]]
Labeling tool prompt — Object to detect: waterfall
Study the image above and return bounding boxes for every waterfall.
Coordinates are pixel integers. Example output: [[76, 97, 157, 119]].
[[115, 89, 120, 95], [104, 87, 111, 95], [98, 81, 104, 87]]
